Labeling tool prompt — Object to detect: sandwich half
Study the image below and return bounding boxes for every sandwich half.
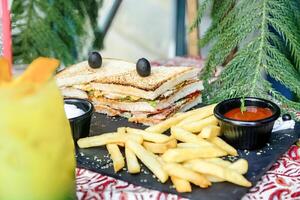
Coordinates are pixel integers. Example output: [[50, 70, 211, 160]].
[[56, 58, 203, 125]]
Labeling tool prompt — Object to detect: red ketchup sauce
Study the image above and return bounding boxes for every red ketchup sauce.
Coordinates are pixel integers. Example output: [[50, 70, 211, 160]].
[[224, 106, 273, 121]]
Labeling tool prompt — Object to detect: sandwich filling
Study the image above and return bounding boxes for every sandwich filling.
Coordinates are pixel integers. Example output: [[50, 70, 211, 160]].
[[87, 79, 202, 112], [94, 91, 202, 125], [63, 79, 202, 125]]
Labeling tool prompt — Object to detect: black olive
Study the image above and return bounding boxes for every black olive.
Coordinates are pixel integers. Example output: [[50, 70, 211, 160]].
[[88, 51, 102, 69], [136, 58, 151, 77], [282, 113, 291, 121]]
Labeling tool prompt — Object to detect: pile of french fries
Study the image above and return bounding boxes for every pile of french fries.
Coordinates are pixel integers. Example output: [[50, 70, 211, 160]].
[[77, 104, 252, 193]]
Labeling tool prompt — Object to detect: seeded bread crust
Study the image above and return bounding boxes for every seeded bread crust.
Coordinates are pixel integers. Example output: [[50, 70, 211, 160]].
[[56, 58, 135, 87], [94, 66, 194, 91]]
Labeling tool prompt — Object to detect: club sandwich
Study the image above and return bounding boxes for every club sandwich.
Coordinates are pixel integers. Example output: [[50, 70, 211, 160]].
[[56, 58, 203, 125]]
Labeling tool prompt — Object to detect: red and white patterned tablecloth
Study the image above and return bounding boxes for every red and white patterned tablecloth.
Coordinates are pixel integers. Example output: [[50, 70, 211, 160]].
[[76, 57, 300, 200]]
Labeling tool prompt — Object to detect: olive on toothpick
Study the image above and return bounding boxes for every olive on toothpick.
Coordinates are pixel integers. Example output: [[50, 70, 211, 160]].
[[136, 58, 151, 77], [88, 51, 102, 69]]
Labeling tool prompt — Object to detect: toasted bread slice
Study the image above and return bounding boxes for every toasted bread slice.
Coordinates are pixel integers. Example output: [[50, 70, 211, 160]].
[[91, 67, 200, 100], [94, 66, 196, 91], [56, 58, 135, 87], [61, 87, 88, 99], [56, 58, 201, 100]]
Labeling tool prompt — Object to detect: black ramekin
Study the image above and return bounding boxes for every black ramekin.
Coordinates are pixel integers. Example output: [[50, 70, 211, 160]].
[[64, 98, 94, 142], [214, 97, 280, 150]]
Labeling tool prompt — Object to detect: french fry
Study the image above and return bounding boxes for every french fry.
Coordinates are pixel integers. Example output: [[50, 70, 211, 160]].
[[209, 137, 238, 156], [180, 115, 218, 133], [77, 132, 143, 148], [118, 127, 144, 144], [106, 144, 125, 173], [161, 146, 227, 162], [145, 104, 217, 134], [203, 158, 231, 168], [206, 161, 248, 182], [126, 127, 170, 143], [188, 159, 248, 182], [143, 139, 177, 154], [155, 155, 167, 167], [163, 163, 211, 188], [126, 132, 144, 144], [77, 132, 121, 148], [201, 158, 230, 183], [171, 176, 192, 193], [117, 127, 126, 134], [143, 142, 168, 154], [185, 159, 252, 187], [206, 176, 224, 182], [126, 140, 169, 183], [203, 158, 248, 174], [182, 161, 225, 183], [144, 115, 187, 134], [171, 126, 213, 146], [116, 127, 126, 146], [177, 104, 215, 126], [125, 147, 140, 174], [198, 125, 221, 139], [114, 142, 125, 147], [229, 159, 248, 174], [177, 143, 206, 148], [166, 138, 177, 148]]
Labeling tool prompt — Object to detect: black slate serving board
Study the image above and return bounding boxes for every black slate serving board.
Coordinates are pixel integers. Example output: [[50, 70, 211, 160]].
[[76, 111, 300, 200]]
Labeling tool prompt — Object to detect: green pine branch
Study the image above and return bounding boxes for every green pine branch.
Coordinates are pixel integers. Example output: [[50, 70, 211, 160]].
[[193, 0, 300, 115], [199, 0, 235, 48], [11, 0, 103, 66]]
